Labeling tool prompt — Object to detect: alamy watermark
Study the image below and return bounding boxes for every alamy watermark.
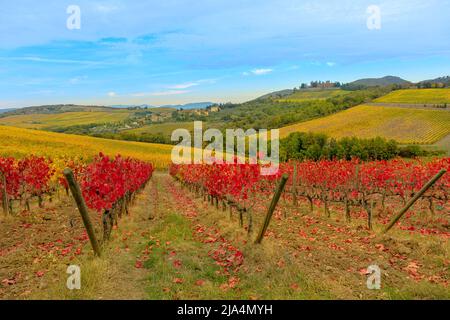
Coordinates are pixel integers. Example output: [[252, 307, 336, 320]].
[[366, 264, 381, 289], [171, 121, 279, 175], [367, 5, 381, 30], [66, 5, 81, 30], [66, 265, 81, 290]]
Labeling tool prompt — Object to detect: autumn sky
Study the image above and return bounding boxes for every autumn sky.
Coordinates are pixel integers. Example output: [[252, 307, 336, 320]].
[[0, 0, 449, 108]]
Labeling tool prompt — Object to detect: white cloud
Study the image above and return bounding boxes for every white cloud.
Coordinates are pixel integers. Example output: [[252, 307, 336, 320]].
[[251, 68, 273, 75], [243, 68, 273, 76], [167, 78, 217, 89], [167, 82, 199, 89], [107, 91, 117, 97], [0, 57, 102, 65], [151, 90, 190, 96], [326, 62, 336, 67]]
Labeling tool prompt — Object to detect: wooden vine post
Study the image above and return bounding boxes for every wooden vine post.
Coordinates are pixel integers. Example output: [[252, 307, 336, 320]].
[[255, 174, 289, 244], [1, 172, 9, 216], [63, 168, 102, 257], [383, 169, 446, 234]]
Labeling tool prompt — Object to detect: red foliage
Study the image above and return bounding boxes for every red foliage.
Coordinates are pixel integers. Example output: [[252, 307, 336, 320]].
[[0, 156, 54, 200], [80, 153, 154, 212], [170, 157, 449, 223], [0, 153, 154, 214]]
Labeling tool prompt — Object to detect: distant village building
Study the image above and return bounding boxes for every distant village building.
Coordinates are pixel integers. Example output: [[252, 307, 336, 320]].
[[193, 109, 208, 115], [151, 114, 162, 122], [206, 105, 221, 112]]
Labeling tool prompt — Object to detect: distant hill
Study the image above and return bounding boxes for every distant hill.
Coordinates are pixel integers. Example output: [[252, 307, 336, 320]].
[[110, 104, 154, 109], [256, 76, 411, 100], [0, 104, 115, 117], [0, 108, 17, 114], [346, 76, 411, 88], [160, 102, 215, 110], [110, 102, 214, 110], [419, 76, 450, 86]]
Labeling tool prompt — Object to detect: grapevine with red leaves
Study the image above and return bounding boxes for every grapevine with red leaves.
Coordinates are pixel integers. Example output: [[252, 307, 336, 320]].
[[170, 158, 449, 230]]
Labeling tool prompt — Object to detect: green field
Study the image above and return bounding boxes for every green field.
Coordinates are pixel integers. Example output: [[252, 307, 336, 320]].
[[280, 105, 450, 144], [126, 122, 195, 135], [375, 88, 450, 104], [0, 110, 131, 130], [278, 89, 350, 102]]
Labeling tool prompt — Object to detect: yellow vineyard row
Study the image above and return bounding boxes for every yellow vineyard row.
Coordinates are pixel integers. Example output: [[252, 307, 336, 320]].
[[375, 89, 450, 104], [0, 125, 173, 169], [279, 105, 450, 144]]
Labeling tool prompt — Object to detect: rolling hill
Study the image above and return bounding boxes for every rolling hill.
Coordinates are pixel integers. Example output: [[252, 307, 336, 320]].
[[0, 104, 118, 117], [256, 89, 294, 100], [279, 105, 450, 144], [0, 108, 17, 114], [0, 125, 173, 169], [277, 88, 350, 102], [346, 76, 411, 87], [419, 76, 450, 86], [0, 110, 132, 130], [374, 88, 450, 104]]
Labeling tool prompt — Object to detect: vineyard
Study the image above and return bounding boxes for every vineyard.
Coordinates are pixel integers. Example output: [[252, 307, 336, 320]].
[[0, 111, 131, 130], [1, 153, 154, 244], [374, 89, 450, 104], [0, 143, 449, 299], [0, 125, 172, 169], [279, 105, 450, 144], [0, 151, 449, 299], [169, 158, 450, 233]]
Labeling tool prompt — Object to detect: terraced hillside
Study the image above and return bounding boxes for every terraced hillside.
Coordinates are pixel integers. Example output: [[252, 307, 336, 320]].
[[279, 105, 450, 144], [374, 88, 450, 104], [0, 125, 172, 169]]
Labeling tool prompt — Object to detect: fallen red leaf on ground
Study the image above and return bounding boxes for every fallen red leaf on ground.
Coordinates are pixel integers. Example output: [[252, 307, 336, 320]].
[[195, 279, 205, 286], [173, 277, 184, 284], [173, 260, 182, 268]]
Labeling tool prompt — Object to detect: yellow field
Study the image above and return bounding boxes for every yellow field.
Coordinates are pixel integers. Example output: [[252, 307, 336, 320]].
[[0, 111, 131, 129], [375, 89, 450, 104], [0, 125, 173, 169], [278, 89, 350, 102], [279, 105, 450, 144]]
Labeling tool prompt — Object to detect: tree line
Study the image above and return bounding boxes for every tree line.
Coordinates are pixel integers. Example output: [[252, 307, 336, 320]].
[[279, 132, 442, 161]]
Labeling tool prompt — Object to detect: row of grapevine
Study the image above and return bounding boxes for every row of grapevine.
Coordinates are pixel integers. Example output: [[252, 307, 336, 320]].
[[0, 156, 55, 212], [74, 153, 154, 241], [0, 153, 154, 238], [169, 158, 449, 231]]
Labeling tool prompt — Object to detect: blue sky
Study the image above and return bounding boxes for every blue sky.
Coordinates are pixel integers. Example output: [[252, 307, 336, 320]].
[[0, 0, 449, 108]]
